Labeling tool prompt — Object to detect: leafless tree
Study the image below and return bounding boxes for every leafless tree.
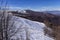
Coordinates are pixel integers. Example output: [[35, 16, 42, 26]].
[[0, 0, 11, 40]]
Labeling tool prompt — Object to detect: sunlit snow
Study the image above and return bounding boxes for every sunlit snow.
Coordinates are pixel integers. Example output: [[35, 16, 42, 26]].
[[8, 16, 54, 40]]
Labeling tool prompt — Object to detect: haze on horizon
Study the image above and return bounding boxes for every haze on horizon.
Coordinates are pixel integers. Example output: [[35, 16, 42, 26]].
[[0, 0, 60, 11]]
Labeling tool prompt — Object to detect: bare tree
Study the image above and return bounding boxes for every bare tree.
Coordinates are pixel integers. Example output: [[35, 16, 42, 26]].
[[0, 0, 11, 40]]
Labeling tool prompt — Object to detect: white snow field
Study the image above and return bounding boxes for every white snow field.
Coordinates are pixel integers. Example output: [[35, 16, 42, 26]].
[[8, 16, 54, 40]]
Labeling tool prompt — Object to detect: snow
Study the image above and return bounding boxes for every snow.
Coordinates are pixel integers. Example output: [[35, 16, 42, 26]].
[[17, 10, 28, 14], [8, 16, 54, 40]]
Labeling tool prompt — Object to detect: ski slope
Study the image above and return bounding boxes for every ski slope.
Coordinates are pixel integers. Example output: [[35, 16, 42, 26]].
[[8, 16, 54, 40]]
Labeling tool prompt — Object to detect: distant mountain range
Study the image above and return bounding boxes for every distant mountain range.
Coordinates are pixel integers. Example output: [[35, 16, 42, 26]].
[[11, 9, 60, 25], [44, 11, 60, 16]]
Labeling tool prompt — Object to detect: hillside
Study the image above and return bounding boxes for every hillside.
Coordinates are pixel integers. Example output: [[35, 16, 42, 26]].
[[9, 16, 54, 40], [11, 10, 60, 26], [10, 10, 60, 40]]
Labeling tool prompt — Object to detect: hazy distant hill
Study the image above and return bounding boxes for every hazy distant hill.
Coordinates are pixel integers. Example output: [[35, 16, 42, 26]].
[[45, 11, 60, 16]]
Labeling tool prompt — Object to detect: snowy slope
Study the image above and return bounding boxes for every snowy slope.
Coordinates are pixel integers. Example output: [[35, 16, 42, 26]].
[[8, 16, 54, 40]]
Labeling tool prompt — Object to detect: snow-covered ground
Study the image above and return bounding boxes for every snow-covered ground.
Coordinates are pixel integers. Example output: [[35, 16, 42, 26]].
[[8, 16, 54, 40]]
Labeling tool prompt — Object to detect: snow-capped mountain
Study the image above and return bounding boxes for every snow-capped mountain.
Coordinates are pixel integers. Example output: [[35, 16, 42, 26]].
[[8, 16, 54, 40], [17, 9, 27, 14]]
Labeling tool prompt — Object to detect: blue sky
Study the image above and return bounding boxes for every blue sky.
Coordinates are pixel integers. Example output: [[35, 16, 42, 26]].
[[0, 0, 60, 11]]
